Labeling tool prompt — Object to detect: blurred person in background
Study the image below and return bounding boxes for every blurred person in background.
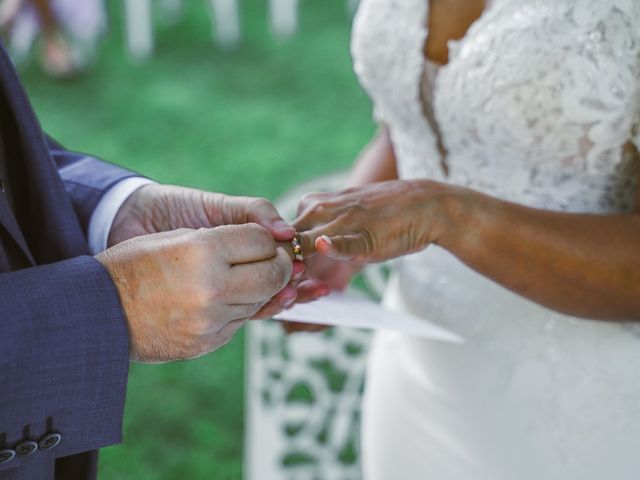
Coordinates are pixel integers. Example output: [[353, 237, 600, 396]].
[[292, 0, 640, 479], [0, 31, 302, 478], [0, 0, 105, 78]]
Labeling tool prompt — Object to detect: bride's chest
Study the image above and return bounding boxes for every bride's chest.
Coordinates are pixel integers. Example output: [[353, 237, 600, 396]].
[[351, 0, 640, 176]]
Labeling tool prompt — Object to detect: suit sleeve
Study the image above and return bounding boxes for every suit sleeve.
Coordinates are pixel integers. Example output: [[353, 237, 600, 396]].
[[0, 138, 139, 470], [46, 136, 145, 236], [0, 255, 130, 470]]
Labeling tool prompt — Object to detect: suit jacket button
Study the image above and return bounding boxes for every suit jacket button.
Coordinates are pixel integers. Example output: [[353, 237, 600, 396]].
[[0, 449, 16, 464], [14, 440, 38, 456], [38, 433, 62, 451]]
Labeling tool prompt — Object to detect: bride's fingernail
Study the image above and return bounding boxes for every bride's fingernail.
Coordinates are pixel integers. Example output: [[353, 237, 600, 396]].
[[318, 286, 331, 296], [293, 262, 305, 277], [319, 235, 332, 246]]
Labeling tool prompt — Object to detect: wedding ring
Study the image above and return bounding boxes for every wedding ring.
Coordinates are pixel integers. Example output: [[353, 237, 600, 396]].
[[291, 234, 304, 262]]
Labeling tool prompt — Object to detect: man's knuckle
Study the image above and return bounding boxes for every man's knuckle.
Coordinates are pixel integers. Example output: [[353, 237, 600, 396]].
[[253, 197, 272, 209], [254, 223, 273, 240], [191, 227, 218, 247], [247, 224, 276, 249]]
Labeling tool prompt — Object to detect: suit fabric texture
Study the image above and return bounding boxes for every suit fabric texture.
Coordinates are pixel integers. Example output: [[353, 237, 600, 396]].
[[0, 40, 136, 479]]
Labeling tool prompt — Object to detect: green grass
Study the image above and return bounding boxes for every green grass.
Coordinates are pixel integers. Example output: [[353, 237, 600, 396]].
[[20, 1, 374, 478]]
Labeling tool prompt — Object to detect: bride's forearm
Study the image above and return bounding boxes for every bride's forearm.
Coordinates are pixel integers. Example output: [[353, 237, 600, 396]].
[[296, 178, 640, 320], [436, 188, 640, 321], [347, 125, 398, 187]]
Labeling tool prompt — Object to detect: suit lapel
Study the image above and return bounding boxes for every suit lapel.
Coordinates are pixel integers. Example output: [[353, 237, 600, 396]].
[[0, 40, 87, 265], [0, 192, 34, 264]]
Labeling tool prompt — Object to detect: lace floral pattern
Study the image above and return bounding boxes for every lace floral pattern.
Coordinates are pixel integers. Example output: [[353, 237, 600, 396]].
[[352, 0, 640, 213], [352, 2, 640, 476], [351, 0, 640, 328]]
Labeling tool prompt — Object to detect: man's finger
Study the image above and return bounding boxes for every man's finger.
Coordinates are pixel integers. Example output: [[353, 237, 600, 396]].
[[209, 223, 277, 264], [277, 241, 296, 262], [226, 247, 293, 303], [247, 198, 296, 241], [295, 279, 331, 304], [251, 285, 297, 319]]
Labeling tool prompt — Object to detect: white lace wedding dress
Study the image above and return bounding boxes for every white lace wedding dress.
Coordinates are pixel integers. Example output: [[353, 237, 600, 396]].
[[351, 0, 640, 478]]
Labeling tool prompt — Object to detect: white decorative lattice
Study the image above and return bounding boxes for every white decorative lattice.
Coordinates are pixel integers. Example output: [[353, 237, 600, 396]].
[[245, 173, 384, 480]]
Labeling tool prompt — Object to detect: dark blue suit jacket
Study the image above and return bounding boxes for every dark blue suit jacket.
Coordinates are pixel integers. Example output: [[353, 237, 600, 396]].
[[0, 43, 135, 479]]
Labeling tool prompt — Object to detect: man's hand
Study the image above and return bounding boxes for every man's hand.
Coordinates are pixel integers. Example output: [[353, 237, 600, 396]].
[[106, 184, 301, 319], [107, 184, 296, 246], [96, 224, 293, 362]]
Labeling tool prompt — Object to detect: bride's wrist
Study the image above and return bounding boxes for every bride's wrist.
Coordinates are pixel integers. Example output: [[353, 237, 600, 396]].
[[415, 180, 482, 253]]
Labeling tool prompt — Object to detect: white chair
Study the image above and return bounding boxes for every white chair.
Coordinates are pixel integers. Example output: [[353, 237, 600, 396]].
[[123, 0, 358, 60], [123, 0, 154, 60], [123, 0, 242, 60], [208, 0, 241, 49], [245, 172, 384, 480], [268, 0, 358, 39], [158, 0, 183, 22], [269, 0, 298, 39]]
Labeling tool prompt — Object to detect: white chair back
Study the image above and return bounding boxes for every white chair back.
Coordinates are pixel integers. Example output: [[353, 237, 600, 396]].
[[123, 0, 359, 59], [245, 172, 380, 480]]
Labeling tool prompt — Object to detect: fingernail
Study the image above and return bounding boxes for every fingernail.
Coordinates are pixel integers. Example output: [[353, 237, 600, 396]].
[[292, 262, 305, 278], [274, 220, 295, 235], [319, 235, 332, 246], [318, 286, 331, 296], [281, 286, 297, 302], [284, 297, 296, 307]]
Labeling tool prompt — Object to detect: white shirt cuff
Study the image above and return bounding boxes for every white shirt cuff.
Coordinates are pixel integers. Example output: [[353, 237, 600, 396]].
[[88, 177, 156, 254]]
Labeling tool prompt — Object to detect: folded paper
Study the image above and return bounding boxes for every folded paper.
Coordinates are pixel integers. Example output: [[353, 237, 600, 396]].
[[274, 293, 464, 343]]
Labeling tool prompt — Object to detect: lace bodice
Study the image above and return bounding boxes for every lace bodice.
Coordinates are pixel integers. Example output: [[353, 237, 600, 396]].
[[352, 0, 640, 214], [351, 3, 640, 477]]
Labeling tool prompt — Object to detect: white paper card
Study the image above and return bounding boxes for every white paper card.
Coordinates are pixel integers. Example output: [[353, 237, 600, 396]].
[[274, 293, 464, 343]]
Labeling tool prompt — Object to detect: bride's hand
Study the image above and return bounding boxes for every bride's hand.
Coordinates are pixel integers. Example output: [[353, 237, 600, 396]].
[[294, 179, 459, 263]]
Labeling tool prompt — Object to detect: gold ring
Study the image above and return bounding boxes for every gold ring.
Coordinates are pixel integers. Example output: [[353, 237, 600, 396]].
[[291, 234, 304, 262]]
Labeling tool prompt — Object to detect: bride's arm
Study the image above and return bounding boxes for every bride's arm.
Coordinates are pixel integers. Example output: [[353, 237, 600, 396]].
[[344, 125, 398, 187], [438, 181, 640, 321], [295, 177, 640, 322]]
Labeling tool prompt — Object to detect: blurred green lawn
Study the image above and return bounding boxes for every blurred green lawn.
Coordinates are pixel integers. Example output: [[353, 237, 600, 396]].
[[19, 1, 373, 478]]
